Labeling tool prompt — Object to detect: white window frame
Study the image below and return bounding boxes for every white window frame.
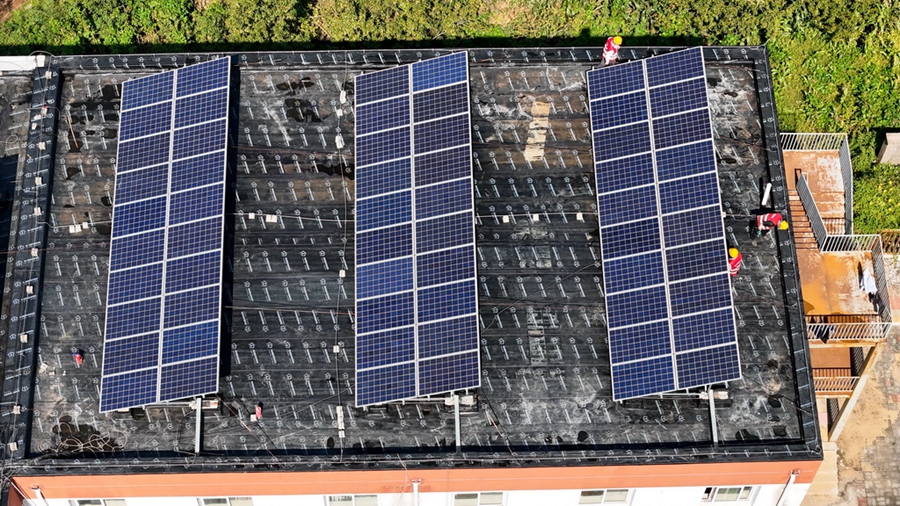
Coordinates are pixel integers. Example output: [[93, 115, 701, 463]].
[[701, 486, 756, 502], [578, 489, 632, 504], [197, 498, 253, 506], [70, 500, 127, 506], [453, 492, 505, 506], [325, 495, 379, 506]]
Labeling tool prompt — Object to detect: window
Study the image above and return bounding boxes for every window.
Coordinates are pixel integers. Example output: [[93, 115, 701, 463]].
[[199, 499, 253, 506], [702, 487, 755, 502], [454, 492, 504, 506], [71, 501, 126, 506], [579, 490, 630, 504], [327, 496, 378, 506]]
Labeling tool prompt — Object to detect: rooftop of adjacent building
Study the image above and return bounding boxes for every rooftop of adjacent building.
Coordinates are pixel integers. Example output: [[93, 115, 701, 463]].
[[0, 46, 819, 475]]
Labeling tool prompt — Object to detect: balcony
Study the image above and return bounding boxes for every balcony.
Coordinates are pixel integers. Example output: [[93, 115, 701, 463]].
[[781, 133, 893, 345]]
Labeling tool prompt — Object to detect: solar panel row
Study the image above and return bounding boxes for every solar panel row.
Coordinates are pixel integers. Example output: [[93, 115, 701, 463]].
[[100, 57, 231, 412], [587, 48, 741, 401], [355, 52, 479, 406]]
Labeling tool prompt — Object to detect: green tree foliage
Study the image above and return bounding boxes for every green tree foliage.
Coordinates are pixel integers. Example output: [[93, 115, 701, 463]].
[[0, 0, 898, 231]]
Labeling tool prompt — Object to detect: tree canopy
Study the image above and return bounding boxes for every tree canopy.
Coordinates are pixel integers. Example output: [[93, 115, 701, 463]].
[[1, 0, 897, 231]]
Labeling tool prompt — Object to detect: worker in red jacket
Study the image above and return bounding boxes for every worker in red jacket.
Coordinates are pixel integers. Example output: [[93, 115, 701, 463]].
[[728, 248, 742, 277], [755, 212, 788, 236], [603, 36, 622, 66]]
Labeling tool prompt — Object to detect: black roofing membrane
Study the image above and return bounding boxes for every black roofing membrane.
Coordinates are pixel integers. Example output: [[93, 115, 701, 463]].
[[0, 47, 820, 473]]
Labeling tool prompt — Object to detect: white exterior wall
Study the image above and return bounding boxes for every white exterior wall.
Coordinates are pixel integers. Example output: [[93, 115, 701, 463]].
[[27, 482, 812, 506]]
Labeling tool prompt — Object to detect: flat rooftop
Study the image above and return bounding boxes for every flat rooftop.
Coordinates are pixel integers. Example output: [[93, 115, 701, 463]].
[[0, 47, 819, 475]]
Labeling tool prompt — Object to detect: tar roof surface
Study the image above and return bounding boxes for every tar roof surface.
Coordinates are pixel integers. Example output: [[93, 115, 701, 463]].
[[0, 46, 820, 474]]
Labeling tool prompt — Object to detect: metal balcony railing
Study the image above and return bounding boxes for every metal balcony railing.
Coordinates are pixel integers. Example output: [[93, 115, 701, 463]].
[[813, 374, 859, 394], [881, 229, 900, 254], [795, 174, 893, 340], [806, 321, 892, 342], [782, 133, 853, 234]]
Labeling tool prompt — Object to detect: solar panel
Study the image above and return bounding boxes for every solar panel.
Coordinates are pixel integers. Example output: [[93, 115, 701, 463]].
[[355, 52, 479, 406], [587, 48, 741, 401], [101, 57, 231, 412]]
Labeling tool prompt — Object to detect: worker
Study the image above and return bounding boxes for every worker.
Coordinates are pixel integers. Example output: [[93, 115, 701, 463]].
[[603, 36, 622, 66], [728, 248, 742, 276], [755, 212, 788, 236]]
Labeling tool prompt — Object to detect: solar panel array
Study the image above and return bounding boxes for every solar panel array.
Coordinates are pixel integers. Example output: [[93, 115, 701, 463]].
[[587, 48, 741, 401], [354, 52, 479, 406], [101, 58, 231, 412]]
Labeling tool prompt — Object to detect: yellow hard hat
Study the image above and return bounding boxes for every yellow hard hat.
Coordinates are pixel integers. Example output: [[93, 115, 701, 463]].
[[613, 36, 623, 45], [728, 248, 739, 259], [779, 220, 789, 230]]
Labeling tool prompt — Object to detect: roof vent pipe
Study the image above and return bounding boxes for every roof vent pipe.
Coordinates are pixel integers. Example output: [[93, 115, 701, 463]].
[[707, 387, 718, 446]]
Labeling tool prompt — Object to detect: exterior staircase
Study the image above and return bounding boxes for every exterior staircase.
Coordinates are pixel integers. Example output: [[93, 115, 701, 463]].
[[788, 189, 818, 250]]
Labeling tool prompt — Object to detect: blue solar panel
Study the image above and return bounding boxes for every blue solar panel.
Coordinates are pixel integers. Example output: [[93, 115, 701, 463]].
[[415, 179, 471, 219], [595, 153, 655, 193], [417, 280, 477, 322], [168, 184, 224, 224], [107, 263, 163, 305], [416, 246, 474, 287], [412, 83, 469, 122], [672, 309, 737, 353], [418, 351, 479, 396], [355, 66, 409, 105], [119, 102, 172, 141], [656, 140, 716, 181], [114, 164, 169, 204], [652, 108, 713, 149], [599, 218, 660, 258], [596, 185, 658, 225], [161, 322, 219, 363], [356, 127, 411, 166], [413, 114, 470, 153], [109, 230, 165, 271], [174, 88, 229, 128], [110, 197, 166, 237], [645, 46, 705, 87], [159, 357, 218, 400], [356, 191, 412, 231], [675, 344, 741, 389], [356, 328, 416, 369], [102, 57, 231, 412], [588, 48, 740, 400], [356, 224, 413, 264], [649, 78, 708, 118], [611, 356, 676, 399], [411, 52, 467, 92], [603, 251, 665, 294], [591, 121, 652, 161], [356, 363, 416, 406], [609, 321, 672, 364], [658, 172, 720, 214], [665, 240, 725, 282], [116, 133, 170, 172], [356, 258, 414, 299], [355, 158, 411, 199], [120, 71, 174, 110], [355, 52, 478, 406], [175, 57, 230, 97], [170, 151, 227, 192], [589, 91, 647, 130], [355, 96, 410, 135], [165, 251, 221, 293], [102, 334, 160, 375], [416, 213, 474, 253], [414, 146, 471, 186], [418, 317, 478, 359], [587, 62, 644, 99], [166, 217, 224, 258]]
